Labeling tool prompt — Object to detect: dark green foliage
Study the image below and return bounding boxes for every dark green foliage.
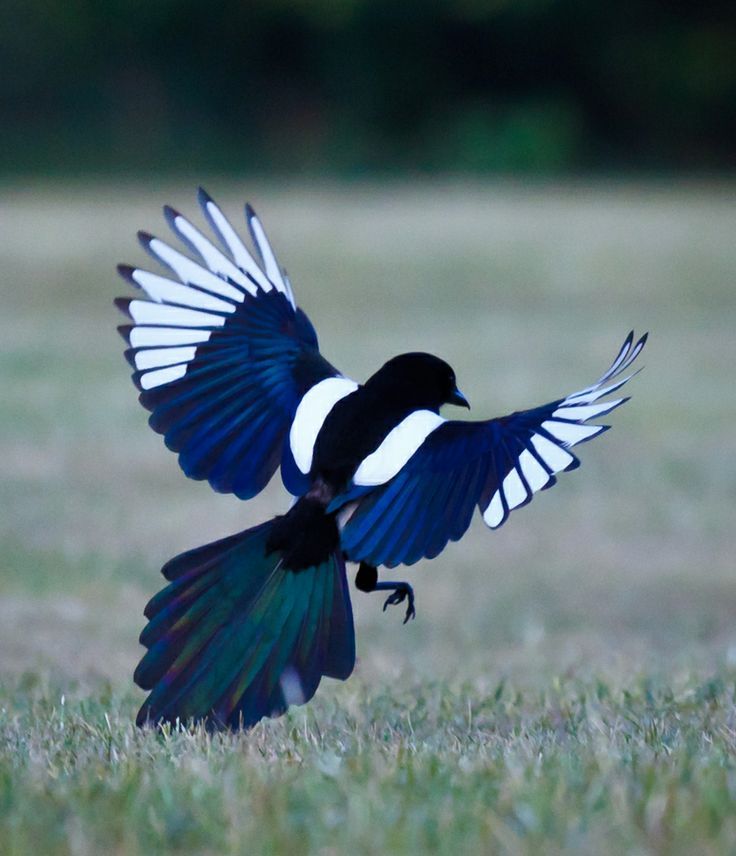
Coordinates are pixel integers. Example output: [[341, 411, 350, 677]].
[[1, 1, 734, 175]]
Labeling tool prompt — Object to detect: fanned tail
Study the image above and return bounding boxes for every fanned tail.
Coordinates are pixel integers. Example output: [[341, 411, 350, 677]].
[[134, 520, 355, 730]]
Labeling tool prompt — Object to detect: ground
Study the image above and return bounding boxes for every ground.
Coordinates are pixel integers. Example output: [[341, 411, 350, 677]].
[[1, 180, 735, 854]]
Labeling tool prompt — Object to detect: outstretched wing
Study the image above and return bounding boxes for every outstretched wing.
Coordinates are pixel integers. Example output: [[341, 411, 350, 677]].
[[116, 190, 343, 500], [336, 332, 647, 568]]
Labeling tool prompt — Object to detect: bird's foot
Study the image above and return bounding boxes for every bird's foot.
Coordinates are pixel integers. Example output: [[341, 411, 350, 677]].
[[382, 583, 416, 624], [355, 564, 416, 624]]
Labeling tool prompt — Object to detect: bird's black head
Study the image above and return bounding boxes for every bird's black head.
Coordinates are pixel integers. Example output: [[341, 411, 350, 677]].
[[368, 352, 470, 412]]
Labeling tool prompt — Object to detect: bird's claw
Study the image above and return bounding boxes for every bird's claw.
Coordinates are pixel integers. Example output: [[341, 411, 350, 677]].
[[382, 584, 416, 623]]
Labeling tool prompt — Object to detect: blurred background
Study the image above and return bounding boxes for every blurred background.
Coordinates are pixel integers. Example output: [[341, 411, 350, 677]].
[[2, 0, 735, 177], [0, 1, 735, 698]]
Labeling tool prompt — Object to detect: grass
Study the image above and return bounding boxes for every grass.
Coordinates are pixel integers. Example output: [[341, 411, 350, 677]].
[[4, 674, 736, 854], [1, 178, 735, 853]]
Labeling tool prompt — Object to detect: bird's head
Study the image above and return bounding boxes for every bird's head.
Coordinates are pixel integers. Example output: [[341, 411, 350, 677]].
[[371, 352, 470, 412]]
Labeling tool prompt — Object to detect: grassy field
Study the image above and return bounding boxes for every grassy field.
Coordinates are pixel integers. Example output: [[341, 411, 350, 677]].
[[1, 179, 735, 854]]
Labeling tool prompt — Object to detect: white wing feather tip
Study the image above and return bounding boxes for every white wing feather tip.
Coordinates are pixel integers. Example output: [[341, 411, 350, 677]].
[[137, 364, 187, 391], [133, 346, 197, 371], [137, 230, 156, 252], [165, 206, 257, 295], [506, 330, 643, 515], [245, 202, 296, 308], [197, 186, 213, 207], [552, 397, 628, 422], [114, 296, 134, 319], [483, 491, 506, 528], [117, 263, 138, 286], [567, 332, 648, 402], [195, 193, 273, 293], [541, 420, 608, 447], [162, 204, 181, 226]]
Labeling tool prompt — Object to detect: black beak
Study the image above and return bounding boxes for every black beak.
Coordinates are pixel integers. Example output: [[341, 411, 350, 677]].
[[448, 386, 470, 409]]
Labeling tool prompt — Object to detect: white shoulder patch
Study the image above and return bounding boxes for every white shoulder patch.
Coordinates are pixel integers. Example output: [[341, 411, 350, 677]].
[[290, 377, 359, 474], [353, 410, 445, 487]]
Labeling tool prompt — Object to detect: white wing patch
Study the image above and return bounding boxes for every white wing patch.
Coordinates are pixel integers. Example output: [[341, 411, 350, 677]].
[[290, 377, 359, 474], [531, 434, 576, 471], [500, 466, 528, 510], [541, 420, 604, 447], [125, 301, 226, 329], [198, 191, 273, 292], [481, 331, 647, 530], [166, 208, 255, 291], [551, 400, 622, 421], [120, 191, 300, 392], [139, 365, 187, 390], [129, 327, 211, 348], [483, 491, 505, 528], [128, 268, 236, 313], [134, 346, 197, 371], [517, 449, 551, 492], [353, 410, 446, 487], [143, 235, 247, 301], [246, 204, 296, 309]]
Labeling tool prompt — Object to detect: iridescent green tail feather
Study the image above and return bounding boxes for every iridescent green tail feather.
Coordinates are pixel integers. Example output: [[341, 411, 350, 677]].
[[134, 520, 355, 730]]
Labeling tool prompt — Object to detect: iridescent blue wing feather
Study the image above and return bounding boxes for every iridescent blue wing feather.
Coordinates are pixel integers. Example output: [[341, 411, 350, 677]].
[[117, 190, 339, 499], [337, 332, 647, 567]]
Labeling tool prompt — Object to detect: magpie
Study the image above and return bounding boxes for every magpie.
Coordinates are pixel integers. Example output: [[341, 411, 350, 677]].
[[116, 190, 647, 730]]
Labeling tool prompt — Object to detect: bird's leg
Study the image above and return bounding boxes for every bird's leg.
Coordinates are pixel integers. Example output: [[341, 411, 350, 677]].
[[378, 582, 416, 624], [354, 562, 416, 623]]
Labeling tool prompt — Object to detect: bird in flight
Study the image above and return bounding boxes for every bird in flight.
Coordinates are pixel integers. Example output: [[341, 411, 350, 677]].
[[116, 190, 647, 730]]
